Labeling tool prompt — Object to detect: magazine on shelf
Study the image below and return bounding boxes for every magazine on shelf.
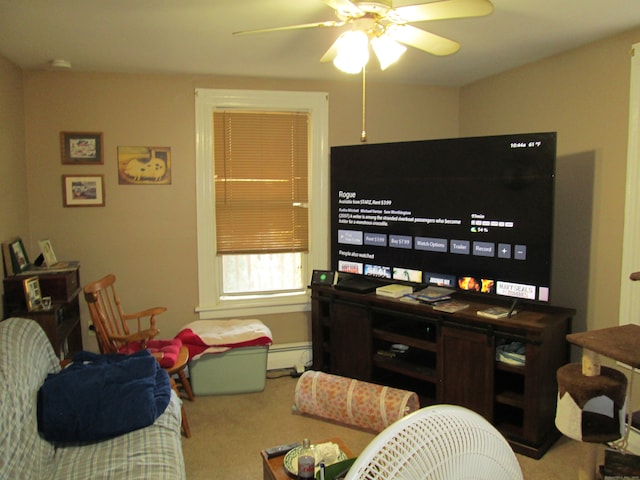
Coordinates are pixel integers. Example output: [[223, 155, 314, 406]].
[[433, 301, 470, 313]]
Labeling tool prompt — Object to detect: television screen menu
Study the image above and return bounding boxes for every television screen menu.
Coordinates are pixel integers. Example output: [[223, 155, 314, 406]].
[[331, 132, 556, 303]]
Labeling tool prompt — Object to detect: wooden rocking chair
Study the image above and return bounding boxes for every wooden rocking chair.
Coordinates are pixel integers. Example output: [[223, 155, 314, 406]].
[[83, 273, 193, 437]]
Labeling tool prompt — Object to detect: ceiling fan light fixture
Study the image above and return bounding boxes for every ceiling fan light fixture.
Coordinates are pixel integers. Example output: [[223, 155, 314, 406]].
[[371, 33, 407, 70], [332, 29, 370, 74]]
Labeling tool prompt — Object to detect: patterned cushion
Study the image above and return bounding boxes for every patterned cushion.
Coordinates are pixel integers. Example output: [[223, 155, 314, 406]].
[[118, 338, 182, 368], [147, 339, 182, 368]]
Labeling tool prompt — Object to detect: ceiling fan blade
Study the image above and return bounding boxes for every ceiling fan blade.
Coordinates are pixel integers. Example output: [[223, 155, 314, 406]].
[[392, 0, 493, 23], [321, 0, 363, 17], [319, 36, 342, 63], [388, 24, 460, 56], [233, 20, 344, 36]]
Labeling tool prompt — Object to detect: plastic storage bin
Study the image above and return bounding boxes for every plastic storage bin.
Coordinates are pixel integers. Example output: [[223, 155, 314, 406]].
[[189, 345, 269, 395]]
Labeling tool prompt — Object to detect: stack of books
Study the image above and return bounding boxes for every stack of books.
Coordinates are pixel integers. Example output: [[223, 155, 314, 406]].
[[375, 284, 413, 298]]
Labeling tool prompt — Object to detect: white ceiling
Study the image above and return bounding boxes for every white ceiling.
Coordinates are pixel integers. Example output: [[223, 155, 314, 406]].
[[1, 0, 639, 86]]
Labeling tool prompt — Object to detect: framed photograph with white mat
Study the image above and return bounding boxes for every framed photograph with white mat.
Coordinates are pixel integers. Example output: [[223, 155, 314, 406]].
[[62, 174, 105, 207], [23, 276, 42, 311], [38, 239, 58, 266]]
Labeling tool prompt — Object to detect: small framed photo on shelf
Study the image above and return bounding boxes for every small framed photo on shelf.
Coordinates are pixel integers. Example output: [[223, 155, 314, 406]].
[[62, 174, 105, 207], [23, 276, 42, 311], [38, 239, 58, 266], [5, 237, 30, 274], [60, 132, 104, 165]]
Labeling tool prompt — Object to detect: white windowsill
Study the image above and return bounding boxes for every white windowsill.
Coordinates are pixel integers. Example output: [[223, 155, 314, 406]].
[[195, 293, 311, 319]]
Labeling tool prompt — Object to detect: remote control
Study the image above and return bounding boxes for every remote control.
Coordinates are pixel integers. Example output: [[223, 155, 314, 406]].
[[264, 442, 300, 459]]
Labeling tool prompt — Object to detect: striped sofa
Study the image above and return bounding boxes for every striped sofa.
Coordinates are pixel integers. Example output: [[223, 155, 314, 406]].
[[0, 317, 186, 480]]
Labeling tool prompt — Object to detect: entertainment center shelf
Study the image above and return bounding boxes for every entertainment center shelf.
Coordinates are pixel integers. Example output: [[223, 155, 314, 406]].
[[310, 284, 574, 459]]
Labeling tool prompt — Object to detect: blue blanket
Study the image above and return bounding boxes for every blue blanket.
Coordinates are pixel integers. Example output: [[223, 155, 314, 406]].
[[37, 349, 171, 442]]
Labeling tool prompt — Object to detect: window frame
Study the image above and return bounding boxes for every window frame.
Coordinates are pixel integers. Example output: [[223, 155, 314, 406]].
[[195, 88, 329, 318]]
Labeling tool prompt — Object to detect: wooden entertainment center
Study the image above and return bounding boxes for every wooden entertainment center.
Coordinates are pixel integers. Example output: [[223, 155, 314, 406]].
[[310, 284, 574, 459]]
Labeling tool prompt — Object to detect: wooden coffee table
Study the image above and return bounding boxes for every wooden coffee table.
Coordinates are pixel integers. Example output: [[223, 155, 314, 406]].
[[260, 437, 354, 480]]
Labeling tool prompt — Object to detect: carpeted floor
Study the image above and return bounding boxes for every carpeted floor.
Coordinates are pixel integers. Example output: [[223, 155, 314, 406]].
[[180, 373, 597, 479]]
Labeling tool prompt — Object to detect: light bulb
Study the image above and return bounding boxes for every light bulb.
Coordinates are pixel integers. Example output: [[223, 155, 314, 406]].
[[371, 34, 406, 70], [333, 30, 370, 74]]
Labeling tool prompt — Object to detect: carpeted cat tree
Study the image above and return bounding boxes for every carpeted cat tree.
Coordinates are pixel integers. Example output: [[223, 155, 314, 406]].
[[556, 324, 640, 480]]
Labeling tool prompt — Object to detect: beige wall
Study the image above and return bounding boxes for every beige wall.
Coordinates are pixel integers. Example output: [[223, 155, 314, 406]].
[[460, 27, 640, 346], [19, 71, 459, 349], [0, 56, 29, 281], [2, 25, 639, 354], [458, 28, 640, 402]]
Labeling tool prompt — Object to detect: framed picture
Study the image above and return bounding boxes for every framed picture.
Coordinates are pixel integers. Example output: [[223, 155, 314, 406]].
[[60, 132, 104, 164], [62, 174, 105, 207], [117, 146, 171, 185], [38, 239, 58, 266], [23, 276, 42, 311], [9, 237, 30, 273]]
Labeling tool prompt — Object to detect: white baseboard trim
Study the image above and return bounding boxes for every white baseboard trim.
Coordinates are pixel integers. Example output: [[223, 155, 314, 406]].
[[267, 342, 312, 371]]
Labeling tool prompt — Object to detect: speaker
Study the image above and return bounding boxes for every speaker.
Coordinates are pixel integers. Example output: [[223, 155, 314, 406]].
[[311, 270, 335, 286]]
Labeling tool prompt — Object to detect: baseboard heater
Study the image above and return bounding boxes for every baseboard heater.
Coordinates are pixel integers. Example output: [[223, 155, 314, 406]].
[[267, 342, 312, 371]]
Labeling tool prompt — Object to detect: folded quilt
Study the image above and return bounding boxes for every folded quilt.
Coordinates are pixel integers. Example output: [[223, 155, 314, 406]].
[[176, 319, 273, 359], [37, 349, 171, 442]]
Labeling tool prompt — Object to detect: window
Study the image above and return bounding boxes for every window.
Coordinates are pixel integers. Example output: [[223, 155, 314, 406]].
[[215, 110, 308, 296], [195, 89, 329, 318]]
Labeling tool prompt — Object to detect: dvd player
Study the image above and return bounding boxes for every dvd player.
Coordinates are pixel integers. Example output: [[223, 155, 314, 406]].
[[334, 277, 382, 293]]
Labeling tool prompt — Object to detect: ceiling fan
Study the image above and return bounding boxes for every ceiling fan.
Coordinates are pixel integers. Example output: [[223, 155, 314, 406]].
[[234, 0, 494, 72]]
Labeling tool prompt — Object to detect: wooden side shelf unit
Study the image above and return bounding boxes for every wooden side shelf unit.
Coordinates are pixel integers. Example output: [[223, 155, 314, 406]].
[[310, 284, 574, 459], [3, 266, 83, 359]]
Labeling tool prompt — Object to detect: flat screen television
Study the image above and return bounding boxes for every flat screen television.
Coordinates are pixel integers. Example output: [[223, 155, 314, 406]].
[[330, 132, 557, 304]]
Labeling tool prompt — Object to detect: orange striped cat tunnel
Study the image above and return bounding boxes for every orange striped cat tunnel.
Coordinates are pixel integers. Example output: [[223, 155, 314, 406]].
[[293, 370, 419, 433]]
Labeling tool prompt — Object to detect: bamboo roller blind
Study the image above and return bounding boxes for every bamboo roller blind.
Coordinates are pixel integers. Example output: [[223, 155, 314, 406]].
[[213, 111, 309, 254]]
